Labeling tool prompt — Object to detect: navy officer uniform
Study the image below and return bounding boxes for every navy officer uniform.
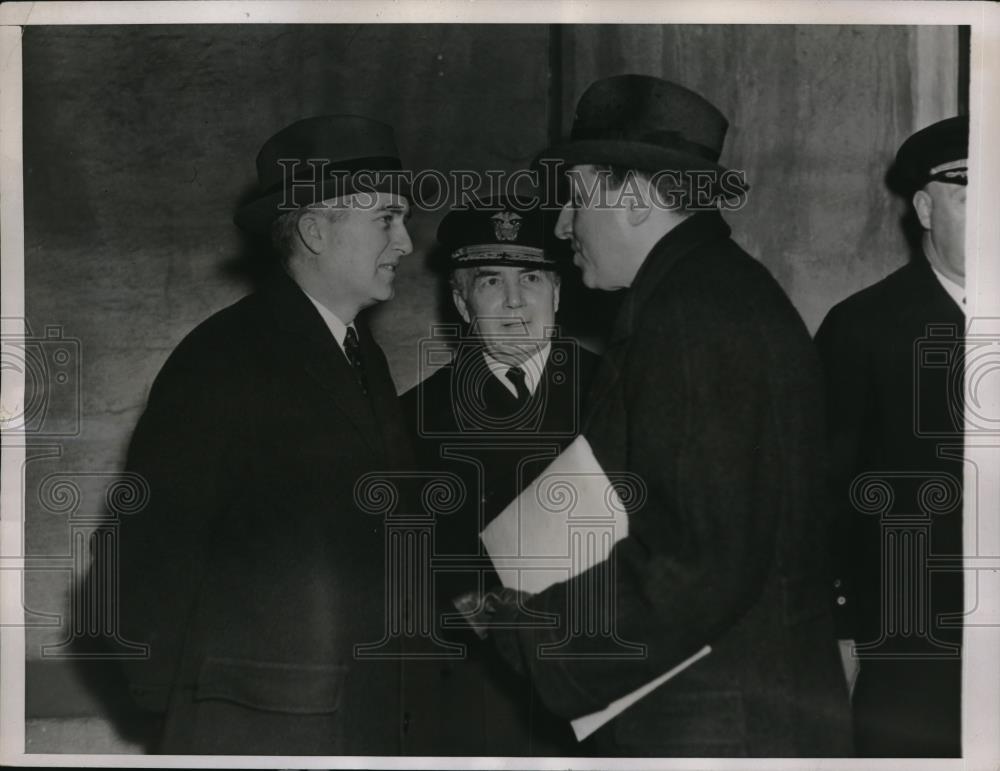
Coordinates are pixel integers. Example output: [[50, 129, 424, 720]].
[[816, 116, 968, 757], [402, 199, 599, 756]]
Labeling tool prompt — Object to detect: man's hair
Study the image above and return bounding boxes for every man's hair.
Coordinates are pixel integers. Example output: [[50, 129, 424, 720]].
[[449, 265, 561, 298], [270, 208, 306, 266], [595, 164, 697, 217], [270, 204, 347, 265]]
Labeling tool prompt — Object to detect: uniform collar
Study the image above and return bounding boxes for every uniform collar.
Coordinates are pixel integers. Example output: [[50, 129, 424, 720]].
[[922, 239, 965, 311], [928, 265, 965, 311]]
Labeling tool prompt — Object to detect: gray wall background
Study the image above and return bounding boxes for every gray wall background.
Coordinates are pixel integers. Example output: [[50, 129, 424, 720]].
[[19, 23, 959, 750]]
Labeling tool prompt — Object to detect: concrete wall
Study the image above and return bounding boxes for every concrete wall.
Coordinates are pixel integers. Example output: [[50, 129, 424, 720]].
[[18, 23, 958, 751]]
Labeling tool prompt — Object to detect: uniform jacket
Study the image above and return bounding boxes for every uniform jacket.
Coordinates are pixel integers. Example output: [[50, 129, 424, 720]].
[[400, 339, 599, 755], [493, 212, 853, 757], [815, 257, 964, 757], [115, 269, 416, 755]]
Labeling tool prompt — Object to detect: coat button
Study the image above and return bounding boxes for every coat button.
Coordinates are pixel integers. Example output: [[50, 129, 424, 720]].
[[836, 596, 847, 606], [833, 579, 842, 588]]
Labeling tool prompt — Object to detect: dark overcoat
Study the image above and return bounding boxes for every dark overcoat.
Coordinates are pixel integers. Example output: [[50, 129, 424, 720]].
[[400, 339, 599, 756], [115, 269, 416, 755], [492, 212, 854, 757], [815, 257, 964, 757]]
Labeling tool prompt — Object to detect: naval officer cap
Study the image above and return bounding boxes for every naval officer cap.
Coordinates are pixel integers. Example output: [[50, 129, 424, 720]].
[[437, 196, 560, 271], [893, 115, 969, 194]]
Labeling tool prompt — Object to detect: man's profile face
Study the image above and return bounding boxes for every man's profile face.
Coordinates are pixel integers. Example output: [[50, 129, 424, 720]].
[[307, 191, 413, 311], [554, 164, 629, 291], [452, 265, 560, 366], [914, 179, 966, 284]]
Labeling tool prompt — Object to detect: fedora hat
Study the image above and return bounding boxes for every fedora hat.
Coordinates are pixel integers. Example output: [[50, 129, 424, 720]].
[[234, 114, 409, 235], [537, 74, 731, 177]]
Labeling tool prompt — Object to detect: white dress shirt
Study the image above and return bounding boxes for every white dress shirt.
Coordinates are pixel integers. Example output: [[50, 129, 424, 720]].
[[303, 291, 356, 357], [483, 342, 552, 398], [929, 265, 965, 310]]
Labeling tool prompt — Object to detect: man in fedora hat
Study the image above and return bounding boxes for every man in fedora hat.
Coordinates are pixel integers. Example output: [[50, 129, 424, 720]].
[[113, 115, 417, 754], [815, 116, 968, 756], [401, 197, 598, 756], [483, 75, 852, 756]]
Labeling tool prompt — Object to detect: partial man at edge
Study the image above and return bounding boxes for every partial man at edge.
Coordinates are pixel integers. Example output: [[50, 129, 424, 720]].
[[815, 115, 968, 758]]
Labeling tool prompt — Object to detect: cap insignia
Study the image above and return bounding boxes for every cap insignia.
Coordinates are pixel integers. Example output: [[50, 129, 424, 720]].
[[491, 211, 523, 241]]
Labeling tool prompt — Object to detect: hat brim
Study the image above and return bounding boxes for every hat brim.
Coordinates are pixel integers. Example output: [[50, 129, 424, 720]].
[[234, 175, 415, 235], [450, 256, 560, 271], [535, 139, 729, 176], [534, 140, 747, 206]]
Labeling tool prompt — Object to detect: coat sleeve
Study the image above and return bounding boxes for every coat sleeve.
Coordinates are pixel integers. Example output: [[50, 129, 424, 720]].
[[492, 283, 799, 718], [113, 339, 238, 712], [813, 302, 872, 639]]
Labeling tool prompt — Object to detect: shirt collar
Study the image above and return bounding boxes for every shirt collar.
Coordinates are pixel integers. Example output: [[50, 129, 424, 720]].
[[483, 342, 552, 397], [929, 264, 965, 310], [923, 237, 965, 310], [302, 291, 354, 350]]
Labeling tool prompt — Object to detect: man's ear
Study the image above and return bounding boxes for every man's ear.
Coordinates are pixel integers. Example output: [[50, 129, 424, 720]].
[[624, 175, 653, 227], [913, 189, 933, 231], [452, 288, 471, 324], [552, 276, 561, 315], [296, 210, 325, 255]]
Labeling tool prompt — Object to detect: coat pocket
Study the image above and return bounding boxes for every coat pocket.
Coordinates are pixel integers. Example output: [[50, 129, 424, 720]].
[[194, 656, 347, 715]]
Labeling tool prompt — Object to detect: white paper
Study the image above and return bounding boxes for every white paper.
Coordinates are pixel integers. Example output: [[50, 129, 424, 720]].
[[480, 434, 628, 594], [569, 645, 712, 741], [480, 434, 712, 740]]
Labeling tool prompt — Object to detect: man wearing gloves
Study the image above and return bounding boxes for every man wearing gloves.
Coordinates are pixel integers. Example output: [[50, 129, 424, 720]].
[[483, 75, 852, 757]]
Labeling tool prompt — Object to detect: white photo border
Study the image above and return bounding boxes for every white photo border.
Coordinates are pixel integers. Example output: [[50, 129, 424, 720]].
[[1, 1, 997, 769]]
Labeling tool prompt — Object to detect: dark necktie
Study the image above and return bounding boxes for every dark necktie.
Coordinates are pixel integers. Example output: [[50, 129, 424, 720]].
[[505, 366, 530, 403], [343, 326, 368, 395]]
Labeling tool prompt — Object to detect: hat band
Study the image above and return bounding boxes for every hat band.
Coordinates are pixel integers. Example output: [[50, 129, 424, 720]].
[[927, 169, 967, 186], [569, 127, 720, 162], [452, 244, 551, 265], [927, 159, 968, 186]]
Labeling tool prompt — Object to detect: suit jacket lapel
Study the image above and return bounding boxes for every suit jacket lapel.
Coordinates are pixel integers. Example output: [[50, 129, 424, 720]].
[[358, 321, 411, 465], [264, 271, 383, 455], [911, 256, 966, 322], [457, 346, 521, 416]]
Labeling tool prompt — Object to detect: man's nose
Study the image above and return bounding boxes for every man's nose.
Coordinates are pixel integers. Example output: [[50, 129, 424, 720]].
[[504, 279, 525, 308], [394, 223, 414, 256], [554, 204, 573, 240]]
